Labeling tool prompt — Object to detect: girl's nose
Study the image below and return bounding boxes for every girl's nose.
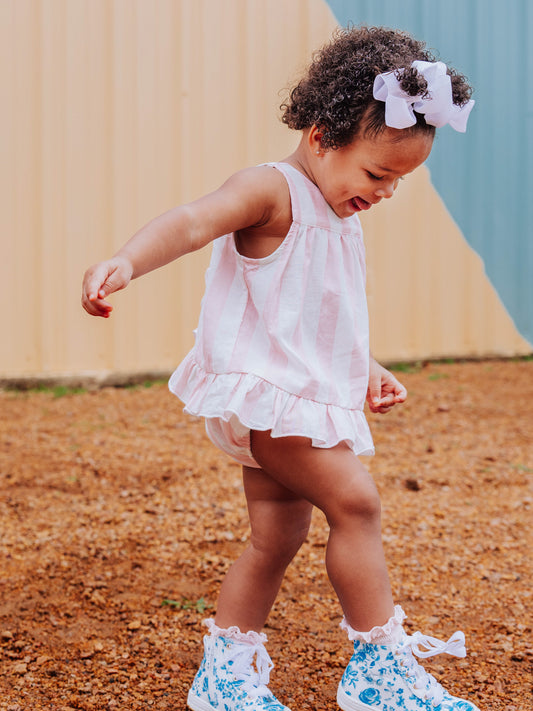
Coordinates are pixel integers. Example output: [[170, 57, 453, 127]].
[[375, 178, 399, 199]]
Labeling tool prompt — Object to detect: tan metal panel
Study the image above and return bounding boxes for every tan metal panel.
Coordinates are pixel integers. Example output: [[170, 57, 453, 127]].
[[1, 0, 529, 383]]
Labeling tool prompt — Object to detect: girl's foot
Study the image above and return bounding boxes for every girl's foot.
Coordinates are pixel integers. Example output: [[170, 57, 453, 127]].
[[337, 621, 480, 711], [187, 619, 290, 711]]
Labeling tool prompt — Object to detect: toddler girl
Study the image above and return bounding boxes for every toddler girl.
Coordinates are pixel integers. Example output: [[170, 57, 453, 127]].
[[82, 25, 478, 711]]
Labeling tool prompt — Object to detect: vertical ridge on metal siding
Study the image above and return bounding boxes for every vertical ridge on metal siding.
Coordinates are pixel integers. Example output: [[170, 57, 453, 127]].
[[40, 2, 66, 371], [2, 1, 43, 372], [66, 1, 115, 372]]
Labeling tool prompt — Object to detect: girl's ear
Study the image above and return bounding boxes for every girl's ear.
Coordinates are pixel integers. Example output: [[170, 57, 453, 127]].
[[308, 124, 325, 155]]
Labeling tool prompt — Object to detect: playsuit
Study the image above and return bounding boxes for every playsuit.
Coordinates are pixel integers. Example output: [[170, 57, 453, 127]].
[[168, 162, 374, 467]]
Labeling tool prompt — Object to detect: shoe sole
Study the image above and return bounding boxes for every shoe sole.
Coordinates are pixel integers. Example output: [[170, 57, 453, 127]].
[[187, 688, 293, 711], [337, 685, 376, 711], [187, 690, 216, 711]]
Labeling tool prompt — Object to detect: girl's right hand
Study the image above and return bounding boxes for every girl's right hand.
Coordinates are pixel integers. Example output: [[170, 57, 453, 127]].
[[81, 256, 134, 317]]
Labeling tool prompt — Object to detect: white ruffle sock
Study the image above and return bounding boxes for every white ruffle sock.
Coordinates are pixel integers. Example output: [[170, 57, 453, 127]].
[[340, 604, 407, 645]]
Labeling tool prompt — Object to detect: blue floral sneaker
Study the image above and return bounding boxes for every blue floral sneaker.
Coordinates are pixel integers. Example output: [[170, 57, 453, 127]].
[[337, 625, 480, 711], [187, 619, 290, 711]]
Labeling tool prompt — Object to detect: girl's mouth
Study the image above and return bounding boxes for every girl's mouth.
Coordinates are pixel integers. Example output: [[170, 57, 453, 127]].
[[351, 196, 372, 212]]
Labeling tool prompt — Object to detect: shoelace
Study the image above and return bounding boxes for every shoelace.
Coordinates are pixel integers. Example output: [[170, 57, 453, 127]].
[[227, 641, 275, 700], [396, 631, 467, 705]]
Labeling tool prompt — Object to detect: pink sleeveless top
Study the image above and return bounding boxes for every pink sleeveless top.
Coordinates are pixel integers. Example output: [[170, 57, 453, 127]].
[[169, 162, 374, 456]]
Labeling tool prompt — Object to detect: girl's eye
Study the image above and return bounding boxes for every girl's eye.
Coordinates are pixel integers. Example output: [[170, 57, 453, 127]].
[[367, 172, 406, 182]]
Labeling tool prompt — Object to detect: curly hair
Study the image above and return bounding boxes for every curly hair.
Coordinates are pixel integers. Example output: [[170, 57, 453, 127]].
[[280, 26, 473, 149]]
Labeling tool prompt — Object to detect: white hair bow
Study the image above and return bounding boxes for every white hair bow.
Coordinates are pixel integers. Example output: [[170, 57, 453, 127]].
[[373, 60, 474, 132]]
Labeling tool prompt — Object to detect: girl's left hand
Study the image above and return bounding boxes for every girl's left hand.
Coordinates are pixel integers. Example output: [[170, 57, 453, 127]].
[[367, 357, 407, 414]]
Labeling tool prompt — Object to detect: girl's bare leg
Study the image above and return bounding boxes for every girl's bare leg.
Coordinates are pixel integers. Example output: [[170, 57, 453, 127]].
[[214, 464, 313, 632], [250, 432, 394, 632]]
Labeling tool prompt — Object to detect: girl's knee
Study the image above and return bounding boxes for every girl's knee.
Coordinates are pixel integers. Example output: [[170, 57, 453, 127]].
[[250, 510, 311, 568], [326, 477, 382, 527], [284, 515, 312, 554]]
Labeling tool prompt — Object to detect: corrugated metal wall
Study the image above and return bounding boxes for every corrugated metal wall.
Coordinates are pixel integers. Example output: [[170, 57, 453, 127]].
[[1, 0, 530, 383]]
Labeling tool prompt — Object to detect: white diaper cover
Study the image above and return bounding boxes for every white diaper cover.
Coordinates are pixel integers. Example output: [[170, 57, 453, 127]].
[[205, 415, 261, 468]]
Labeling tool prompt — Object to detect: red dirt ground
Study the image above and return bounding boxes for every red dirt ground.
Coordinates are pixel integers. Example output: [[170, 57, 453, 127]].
[[0, 359, 532, 710]]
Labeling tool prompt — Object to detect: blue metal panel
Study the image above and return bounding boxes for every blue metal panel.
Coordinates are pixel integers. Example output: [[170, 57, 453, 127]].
[[326, 0, 533, 345]]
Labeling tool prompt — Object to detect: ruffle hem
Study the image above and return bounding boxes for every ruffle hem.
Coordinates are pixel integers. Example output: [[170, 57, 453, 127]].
[[169, 357, 375, 457]]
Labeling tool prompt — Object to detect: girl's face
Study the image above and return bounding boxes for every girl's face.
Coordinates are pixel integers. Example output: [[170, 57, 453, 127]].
[[312, 128, 434, 219]]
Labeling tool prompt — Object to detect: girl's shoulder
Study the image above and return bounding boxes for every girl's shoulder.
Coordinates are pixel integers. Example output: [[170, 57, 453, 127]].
[[224, 164, 290, 207], [183, 164, 292, 253], [230, 165, 293, 254], [224, 162, 312, 222], [222, 164, 292, 229]]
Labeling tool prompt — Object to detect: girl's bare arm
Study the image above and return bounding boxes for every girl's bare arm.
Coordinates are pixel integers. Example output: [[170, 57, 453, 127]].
[[81, 166, 283, 317]]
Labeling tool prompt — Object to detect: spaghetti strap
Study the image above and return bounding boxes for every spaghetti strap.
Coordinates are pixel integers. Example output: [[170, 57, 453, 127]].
[[265, 162, 362, 235]]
